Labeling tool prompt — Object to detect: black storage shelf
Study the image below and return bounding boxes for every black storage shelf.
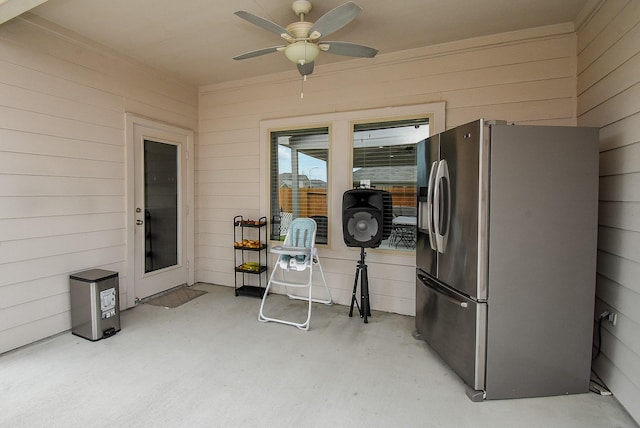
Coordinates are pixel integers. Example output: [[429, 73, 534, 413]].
[[234, 265, 269, 274], [235, 285, 266, 298], [234, 220, 267, 228], [233, 215, 268, 298], [233, 244, 268, 251]]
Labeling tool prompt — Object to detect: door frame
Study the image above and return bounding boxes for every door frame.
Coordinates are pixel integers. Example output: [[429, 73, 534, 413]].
[[125, 113, 195, 308]]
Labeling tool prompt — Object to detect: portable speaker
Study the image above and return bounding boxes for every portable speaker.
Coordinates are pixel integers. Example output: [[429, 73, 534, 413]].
[[342, 189, 392, 248]]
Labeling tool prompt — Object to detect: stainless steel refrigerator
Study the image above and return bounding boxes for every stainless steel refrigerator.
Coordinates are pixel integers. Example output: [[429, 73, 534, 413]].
[[415, 119, 599, 400]]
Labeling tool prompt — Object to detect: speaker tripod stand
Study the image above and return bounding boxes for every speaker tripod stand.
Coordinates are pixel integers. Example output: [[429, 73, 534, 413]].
[[349, 247, 371, 323]]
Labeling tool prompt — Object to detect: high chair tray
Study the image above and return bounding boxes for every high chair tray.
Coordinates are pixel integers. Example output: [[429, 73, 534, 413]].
[[270, 246, 311, 256]]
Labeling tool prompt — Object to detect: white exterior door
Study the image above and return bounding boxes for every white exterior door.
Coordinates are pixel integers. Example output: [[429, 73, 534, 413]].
[[126, 115, 193, 305]]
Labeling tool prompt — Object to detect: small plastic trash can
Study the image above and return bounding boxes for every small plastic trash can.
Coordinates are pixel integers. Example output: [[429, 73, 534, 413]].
[[70, 269, 120, 341]]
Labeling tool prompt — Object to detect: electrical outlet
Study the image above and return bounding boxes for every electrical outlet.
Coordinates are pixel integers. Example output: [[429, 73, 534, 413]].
[[607, 312, 618, 326]]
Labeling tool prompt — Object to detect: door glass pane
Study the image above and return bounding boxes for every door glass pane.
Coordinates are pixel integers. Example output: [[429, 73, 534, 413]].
[[270, 127, 329, 244], [352, 118, 429, 251], [144, 139, 178, 273]]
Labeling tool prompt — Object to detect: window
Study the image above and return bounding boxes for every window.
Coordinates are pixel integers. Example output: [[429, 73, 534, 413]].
[[269, 127, 329, 244], [261, 101, 445, 253], [352, 118, 430, 250]]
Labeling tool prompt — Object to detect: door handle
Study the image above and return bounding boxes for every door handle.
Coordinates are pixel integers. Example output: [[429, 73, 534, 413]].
[[433, 159, 450, 253], [418, 274, 468, 308], [136, 220, 144, 225], [426, 161, 438, 251]]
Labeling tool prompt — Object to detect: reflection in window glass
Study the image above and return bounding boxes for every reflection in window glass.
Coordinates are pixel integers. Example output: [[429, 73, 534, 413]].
[[352, 118, 429, 251], [270, 127, 329, 244], [144, 139, 178, 272]]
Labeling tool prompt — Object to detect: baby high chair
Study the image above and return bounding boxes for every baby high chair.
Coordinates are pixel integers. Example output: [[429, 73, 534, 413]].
[[258, 217, 333, 330]]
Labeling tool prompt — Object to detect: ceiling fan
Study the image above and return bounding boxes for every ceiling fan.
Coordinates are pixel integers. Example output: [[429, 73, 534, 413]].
[[232, 0, 378, 77]]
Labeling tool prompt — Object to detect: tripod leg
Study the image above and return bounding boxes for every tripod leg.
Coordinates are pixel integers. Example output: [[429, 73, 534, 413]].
[[349, 262, 361, 317], [361, 263, 370, 323]]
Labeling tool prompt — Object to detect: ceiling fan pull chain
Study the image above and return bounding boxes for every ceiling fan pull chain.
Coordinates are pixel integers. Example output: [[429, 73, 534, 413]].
[[300, 74, 307, 99]]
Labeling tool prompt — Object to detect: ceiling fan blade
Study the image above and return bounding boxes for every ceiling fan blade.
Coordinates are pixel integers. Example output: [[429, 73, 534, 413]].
[[233, 46, 284, 61], [319, 41, 378, 58], [298, 62, 315, 76], [234, 11, 293, 39], [308, 1, 361, 40]]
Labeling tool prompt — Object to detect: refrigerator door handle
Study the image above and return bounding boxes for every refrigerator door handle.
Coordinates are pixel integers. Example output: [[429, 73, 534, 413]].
[[433, 159, 451, 253], [418, 274, 468, 308], [425, 161, 438, 251]]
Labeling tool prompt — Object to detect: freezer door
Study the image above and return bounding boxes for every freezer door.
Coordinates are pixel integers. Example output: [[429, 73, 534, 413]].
[[416, 271, 487, 391], [436, 119, 488, 300], [416, 136, 439, 276]]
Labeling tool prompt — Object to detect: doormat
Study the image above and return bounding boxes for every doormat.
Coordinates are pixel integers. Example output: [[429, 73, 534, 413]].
[[145, 287, 207, 308]]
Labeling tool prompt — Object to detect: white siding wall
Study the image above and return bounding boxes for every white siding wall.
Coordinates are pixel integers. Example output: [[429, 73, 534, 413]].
[[0, 16, 198, 354], [197, 25, 578, 316], [577, 0, 640, 422]]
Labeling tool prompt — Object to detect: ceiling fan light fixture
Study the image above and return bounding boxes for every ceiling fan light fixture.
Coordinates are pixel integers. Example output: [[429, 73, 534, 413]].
[[233, 1, 377, 79], [284, 41, 320, 65]]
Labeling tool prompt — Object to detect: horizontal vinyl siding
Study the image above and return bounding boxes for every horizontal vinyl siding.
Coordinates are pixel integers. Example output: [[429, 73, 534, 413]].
[[577, 0, 640, 423], [0, 16, 197, 354], [197, 26, 578, 316]]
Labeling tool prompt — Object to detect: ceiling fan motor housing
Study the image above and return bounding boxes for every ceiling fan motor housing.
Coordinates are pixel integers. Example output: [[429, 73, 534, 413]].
[[286, 21, 313, 39], [285, 4, 318, 66]]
